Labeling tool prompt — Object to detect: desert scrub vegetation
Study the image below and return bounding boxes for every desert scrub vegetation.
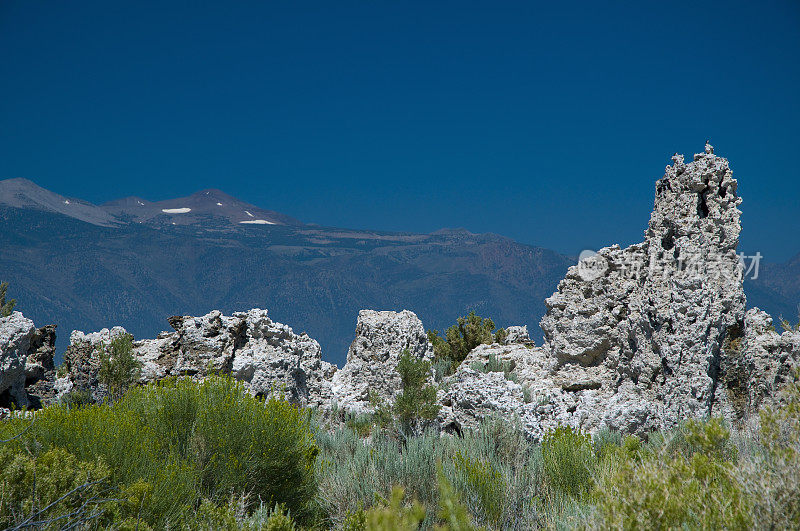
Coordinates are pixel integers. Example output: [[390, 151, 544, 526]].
[[0, 280, 16, 317], [737, 370, 800, 528], [469, 353, 519, 383], [0, 446, 115, 529], [580, 419, 752, 529], [315, 417, 541, 529], [97, 332, 142, 401], [319, 370, 800, 530], [3, 371, 800, 529], [0, 375, 319, 529], [352, 349, 440, 436], [427, 312, 507, 374]]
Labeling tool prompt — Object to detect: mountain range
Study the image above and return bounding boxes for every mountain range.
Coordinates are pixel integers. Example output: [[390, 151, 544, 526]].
[[1, 177, 797, 366]]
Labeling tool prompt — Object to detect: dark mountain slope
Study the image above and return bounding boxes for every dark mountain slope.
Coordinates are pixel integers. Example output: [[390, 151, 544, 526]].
[[745, 252, 800, 325], [102, 188, 302, 227], [2, 178, 796, 365], [0, 205, 572, 365]]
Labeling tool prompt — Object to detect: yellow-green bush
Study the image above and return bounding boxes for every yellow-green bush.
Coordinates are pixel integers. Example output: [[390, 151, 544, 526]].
[[337, 477, 480, 531], [540, 425, 596, 499], [0, 446, 114, 529], [435, 472, 480, 531], [363, 487, 426, 531], [738, 371, 800, 528], [590, 420, 752, 530], [0, 375, 319, 527], [451, 452, 503, 528]]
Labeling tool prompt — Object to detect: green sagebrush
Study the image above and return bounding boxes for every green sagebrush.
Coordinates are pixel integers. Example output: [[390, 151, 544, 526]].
[[0, 374, 318, 528], [97, 333, 142, 402], [0, 281, 16, 317], [363, 349, 440, 435], [316, 417, 539, 530], [427, 312, 507, 373]]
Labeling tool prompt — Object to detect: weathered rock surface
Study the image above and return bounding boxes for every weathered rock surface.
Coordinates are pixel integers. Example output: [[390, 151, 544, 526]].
[[60, 326, 129, 402], [439, 366, 530, 435], [503, 325, 531, 344], [0, 312, 35, 407], [4, 144, 799, 442], [718, 308, 800, 418], [536, 143, 747, 435], [0, 312, 57, 408], [23, 324, 57, 382], [439, 144, 795, 440], [331, 310, 434, 412], [59, 309, 336, 407]]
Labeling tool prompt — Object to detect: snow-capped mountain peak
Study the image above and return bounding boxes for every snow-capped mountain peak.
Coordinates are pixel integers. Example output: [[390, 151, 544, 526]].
[[0, 178, 302, 229]]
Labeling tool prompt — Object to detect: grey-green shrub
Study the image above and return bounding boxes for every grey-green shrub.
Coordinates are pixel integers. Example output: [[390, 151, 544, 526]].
[[737, 370, 800, 528], [469, 353, 519, 384], [59, 388, 93, 409], [245, 503, 297, 530], [315, 417, 539, 529]]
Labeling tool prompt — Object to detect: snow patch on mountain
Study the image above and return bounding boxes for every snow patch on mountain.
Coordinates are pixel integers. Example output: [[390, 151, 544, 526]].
[[161, 208, 191, 214]]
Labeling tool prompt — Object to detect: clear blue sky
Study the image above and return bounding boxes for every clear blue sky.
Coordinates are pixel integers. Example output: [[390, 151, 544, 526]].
[[1, 1, 798, 261]]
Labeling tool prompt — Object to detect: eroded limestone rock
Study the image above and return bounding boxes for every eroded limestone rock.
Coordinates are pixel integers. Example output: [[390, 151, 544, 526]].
[[0, 312, 36, 407], [60, 309, 336, 407], [504, 325, 531, 344], [536, 143, 746, 435], [441, 144, 768, 439], [719, 308, 800, 419], [330, 310, 434, 413]]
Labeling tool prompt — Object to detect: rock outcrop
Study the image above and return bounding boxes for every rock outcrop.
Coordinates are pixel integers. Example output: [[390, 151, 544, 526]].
[[23, 324, 57, 383], [59, 309, 336, 407], [58, 308, 434, 414], [503, 325, 531, 345], [4, 144, 798, 442], [331, 310, 434, 412], [439, 365, 531, 435], [0, 312, 57, 408], [440, 144, 787, 439], [60, 326, 129, 403], [537, 143, 746, 434], [719, 308, 800, 418], [0, 312, 35, 407]]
